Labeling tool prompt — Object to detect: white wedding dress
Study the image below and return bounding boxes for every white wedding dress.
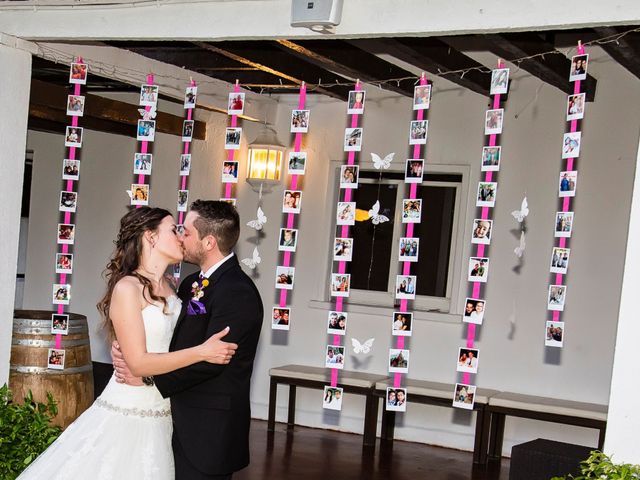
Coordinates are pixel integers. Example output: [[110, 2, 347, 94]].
[[18, 296, 181, 480]]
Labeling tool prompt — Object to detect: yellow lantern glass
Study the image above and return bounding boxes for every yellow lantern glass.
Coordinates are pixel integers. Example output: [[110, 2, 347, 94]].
[[247, 145, 283, 181]]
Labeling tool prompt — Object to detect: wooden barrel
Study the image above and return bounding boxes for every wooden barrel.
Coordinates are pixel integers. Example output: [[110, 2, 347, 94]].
[[9, 310, 94, 429]]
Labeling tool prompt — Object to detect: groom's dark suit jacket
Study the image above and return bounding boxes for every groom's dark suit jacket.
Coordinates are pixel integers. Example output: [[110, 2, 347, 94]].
[[154, 255, 263, 476]]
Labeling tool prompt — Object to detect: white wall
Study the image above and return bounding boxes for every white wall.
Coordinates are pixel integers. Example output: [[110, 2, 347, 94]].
[[0, 45, 31, 385]]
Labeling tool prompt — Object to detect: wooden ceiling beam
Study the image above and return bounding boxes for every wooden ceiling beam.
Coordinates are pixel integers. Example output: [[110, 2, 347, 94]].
[[593, 27, 640, 80]]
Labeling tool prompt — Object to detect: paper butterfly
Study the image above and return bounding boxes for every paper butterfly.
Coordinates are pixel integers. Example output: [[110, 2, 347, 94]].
[[514, 231, 526, 258], [368, 200, 389, 225], [511, 196, 529, 223], [138, 106, 157, 121], [246, 207, 267, 231], [351, 337, 375, 355], [371, 152, 395, 170], [241, 247, 261, 269]]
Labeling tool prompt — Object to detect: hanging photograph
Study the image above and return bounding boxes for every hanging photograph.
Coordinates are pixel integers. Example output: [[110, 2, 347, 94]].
[[64, 126, 83, 148], [566, 93, 586, 121], [463, 298, 485, 325], [344, 128, 363, 151], [225, 127, 242, 150], [336, 201, 356, 225], [398, 237, 419, 262], [137, 120, 156, 142], [347, 90, 366, 114], [327, 311, 348, 335], [550, 247, 571, 275], [139, 84, 158, 106], [69, 62, 88, 84], [405, 159, 424, 183], [476, 182, 497, 207], [182, 120, 194, 141], [385, 387, 407, 412], [133, 153, 152, 175], [288, 151, 307, 175], [57, 223, 75, 245], [559, 171, 578, 197], [453, 383, 476, 410], [55, 253, 73, 274], [409, 120, 428, 145], [562, 132, 581, 159], [548, 285, 567, 311], [330, 273, 351, 297], [471, 218, 492, 245], [275, 266, 295, 290], [490, 68, 510, 95], [484, 109, 504, 135], [177, 190, 189, 212], [51, 314, 69, 335], [569, 54, 589, 82], [468, 257, 489, 283], [271, 307, 290, 331], [184, 86, 198, 109], [325, 346, 345, 369], [457, 348, 480, 374], [481, 146, 501, 172], [62, 159, 80, 181], [388, 349, 410, 374], [413, 84, 431, 110], [395, 275, 417, 300], [333, 237, 353, 261], [340, 165, 359, 189], [66, 95, 85, 117], [402, 199, 422, 223], [322, 386, 344, 410], [291, 109, 310, 133], [554, 211, 574, 237], [545, 321, 565, 347], [52, 284, 71, 305], [180, 154, 191, 176], [130, 184, 149, 206], [391, 311, 412, 336], [47, 348, 66, 370], [282, 190, 302, 214], [59, 191, 77, 213], [278, 228, 298, 252], [222, 161, 239, 183], [228, 92, 245, 115], [220, 198, 236, 206]]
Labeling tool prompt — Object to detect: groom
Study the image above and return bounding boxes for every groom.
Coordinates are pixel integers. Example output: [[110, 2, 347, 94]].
[[113, 200, 263, 479]]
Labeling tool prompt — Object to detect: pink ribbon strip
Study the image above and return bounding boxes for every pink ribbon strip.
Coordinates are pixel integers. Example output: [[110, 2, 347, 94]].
[[224, 83, 241, 200], [135, 74, 154, 205], [177, 79, 197, 228]]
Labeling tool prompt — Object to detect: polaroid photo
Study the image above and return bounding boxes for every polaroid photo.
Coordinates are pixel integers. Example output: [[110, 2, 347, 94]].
[[386, 387, 407, 412], [184, 86, 198, 109], [457, 348, 480, 374], [182, 120, 194, 141], [559, 171, 578, 197], [413, 84, 432, 110], [472, 218, 492, 245], [562, 131, 581, 159], [271, 307, 291, 331], [220, 198, 237, 206], [463, 298, 486, 325], [555, 211, 574, 238], [398, 237, 419, 263], [402, 199, 422, 223], [130, 184, 149, 206], [133, 153, 153, 175], [51, 314, 69, 335], [139, 84, 158, 106], [57, 224, 75, 245], [330, 273, 351, 297], [327, 311, 348, 335], [395, 275, 417, 300], [333, 237, 353, 262], [340, 165, 359, 189], [323, 386, 344, 410], [278, 228, 298, 252], [65, 126, 83, 148], [66, 95, 85, 117], [275, 266, 295, 290], [566, 93, 586, 121], [52, 284, 71, 305], [291, 109, 310, 133], [282, 190, 302, 214], [176, 224, 185, 236], [288, 151, 307, 175], [548, 285, 567, 311], [476, 182, 497, 208], [228, 92, 245, 115], [222, 161, 239, 183], [47, 348, 65, 370], [569, 54, 589, 82], [336, 202, 356, 226], [468, 257, 489, 283], [225, 127, 242, 150], [344, 127, 363, 152], [137, 120, 156, 142], [490, 68, 510, 95], [326, 346, 345, 370], [177, 190, 189, 212], [405, 159, 424, 183], [347, 90, 366, 114], [453, 383, 476, 410], [481, 146, 501, 172], [392, 311, 412, 337], [484, 109, 504, 135], [59, 191, 77, 213], [55, 253, 73, 274], [62, 159, 80, 181], [69, 62, 88, 84], [173, 263, 182, 278], [409, 120, 428, 145], [545, 320, 565, 348], [550, 247, 571, 275], [180, 154, 192, 176], [389, 349, 410, 374]]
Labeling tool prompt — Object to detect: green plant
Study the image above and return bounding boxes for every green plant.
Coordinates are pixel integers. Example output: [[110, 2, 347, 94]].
[[552, 451, 640, 479], [0, 384, 62, 480]]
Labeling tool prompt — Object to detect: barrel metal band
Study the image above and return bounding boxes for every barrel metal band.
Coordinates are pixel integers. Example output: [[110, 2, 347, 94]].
[[10, 365, 93, 374], [12, 338, 89, 347]]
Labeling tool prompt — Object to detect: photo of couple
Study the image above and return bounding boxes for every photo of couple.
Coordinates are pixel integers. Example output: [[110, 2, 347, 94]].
[[18, 201, 263, 480]]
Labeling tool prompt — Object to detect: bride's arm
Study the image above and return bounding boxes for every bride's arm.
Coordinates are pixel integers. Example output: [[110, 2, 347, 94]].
[[110, 279, 236, 377]]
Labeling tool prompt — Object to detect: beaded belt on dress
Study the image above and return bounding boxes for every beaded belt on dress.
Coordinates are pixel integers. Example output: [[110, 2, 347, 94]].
[[95, 398, 171, 418]]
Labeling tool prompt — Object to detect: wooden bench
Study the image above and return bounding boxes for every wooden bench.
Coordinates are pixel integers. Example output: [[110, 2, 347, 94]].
[[486, 391, 608, 460], [267, 364, 390, 447], [374, 378, 500, 464]]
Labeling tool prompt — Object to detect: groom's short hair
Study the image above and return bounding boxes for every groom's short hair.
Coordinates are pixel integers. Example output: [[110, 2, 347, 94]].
[[190, 200, 239, 255]]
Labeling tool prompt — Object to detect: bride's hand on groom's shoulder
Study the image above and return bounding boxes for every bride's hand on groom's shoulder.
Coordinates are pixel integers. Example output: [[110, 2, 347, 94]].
[[199, 327, 238, 364], [111, 341, 144, 386]]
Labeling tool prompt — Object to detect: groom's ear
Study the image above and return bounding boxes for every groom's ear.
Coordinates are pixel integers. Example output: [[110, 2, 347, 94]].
[[203, 234, 218, 252]]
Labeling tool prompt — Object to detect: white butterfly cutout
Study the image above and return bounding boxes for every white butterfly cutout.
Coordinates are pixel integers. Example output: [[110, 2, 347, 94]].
[[514, 231, 526, 258], [241, 247, 261, 269], [368, 200, 389, 225], [351, 337, 375, 355], [511, 196, 529, 223], [246, 207, 267, 231], [371, 152, 395, 170], [138, 106, 157, 121]]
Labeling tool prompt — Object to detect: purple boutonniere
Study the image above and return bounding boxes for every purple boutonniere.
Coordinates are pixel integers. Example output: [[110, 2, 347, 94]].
[[187, 277, 209, 315]]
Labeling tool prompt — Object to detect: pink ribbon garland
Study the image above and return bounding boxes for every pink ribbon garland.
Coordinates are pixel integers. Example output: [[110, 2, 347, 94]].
[[135, 74, 154, 201], [224, 82, 241, 200], [279, 83, 307, 308], [177, 79, 197, 229]]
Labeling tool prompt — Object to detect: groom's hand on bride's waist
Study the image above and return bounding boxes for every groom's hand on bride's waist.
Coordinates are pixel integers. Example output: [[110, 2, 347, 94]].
[[111, 341, 144, 386]]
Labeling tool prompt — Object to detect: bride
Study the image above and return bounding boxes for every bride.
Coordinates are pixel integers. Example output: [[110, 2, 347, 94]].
[[18, 207, 238, 479]]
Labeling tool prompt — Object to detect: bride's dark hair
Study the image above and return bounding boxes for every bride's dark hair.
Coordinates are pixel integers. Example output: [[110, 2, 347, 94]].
[[97, 206, 173, 341]]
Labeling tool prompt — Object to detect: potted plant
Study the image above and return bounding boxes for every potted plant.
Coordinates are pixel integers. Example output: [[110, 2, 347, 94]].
[[552, 451, 640, 479]]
